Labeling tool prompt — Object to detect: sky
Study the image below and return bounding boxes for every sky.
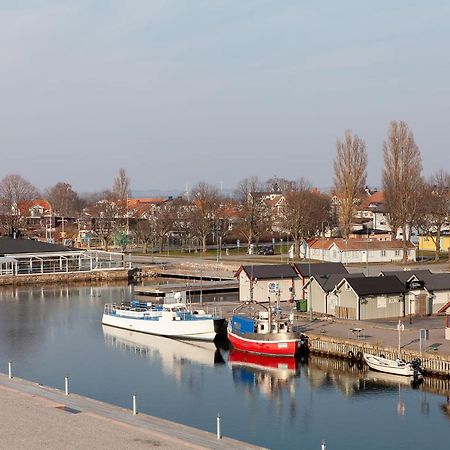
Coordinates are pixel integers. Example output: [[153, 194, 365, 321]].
[[1, 0, 449, 195]]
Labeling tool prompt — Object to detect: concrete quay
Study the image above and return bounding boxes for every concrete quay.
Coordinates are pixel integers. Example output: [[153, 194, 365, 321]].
[[0, 374, 265, 450]]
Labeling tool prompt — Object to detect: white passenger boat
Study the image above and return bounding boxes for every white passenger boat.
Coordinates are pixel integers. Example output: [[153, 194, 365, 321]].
[[102, 299, 224, 341], [363, 353, 422, 377]]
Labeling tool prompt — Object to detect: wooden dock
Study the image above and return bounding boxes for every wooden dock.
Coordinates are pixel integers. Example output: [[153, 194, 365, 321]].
[[134, 280, 239, 297]]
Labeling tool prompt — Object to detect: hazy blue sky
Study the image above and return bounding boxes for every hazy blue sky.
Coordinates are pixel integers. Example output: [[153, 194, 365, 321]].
[[1, 1, 449, 194]]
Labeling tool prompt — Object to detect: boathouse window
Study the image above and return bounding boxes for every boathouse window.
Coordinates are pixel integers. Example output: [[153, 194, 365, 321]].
[[381, 250, 386, 257]]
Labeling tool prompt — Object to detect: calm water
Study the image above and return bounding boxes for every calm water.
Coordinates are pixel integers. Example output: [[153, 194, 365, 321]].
[[0, 282, 449, 450]]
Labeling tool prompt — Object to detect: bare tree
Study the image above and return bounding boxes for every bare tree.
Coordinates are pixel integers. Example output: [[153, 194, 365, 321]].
[[234, 177, 272, 250], [45, 182, 81, 217], [0, 174, 39, 234], [383, 120, 423, 262], [133, 219, 157, 254], [112, 168, 130, 219], [89, 191, 117, 250], [281, 180, 331, 258], [189, 182, 221, 253], [333, 131, 367, 239], [417, 171, 450, 261]]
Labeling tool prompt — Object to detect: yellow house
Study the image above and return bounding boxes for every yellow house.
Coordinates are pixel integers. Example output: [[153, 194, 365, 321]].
[[419, 235, 450, 253]]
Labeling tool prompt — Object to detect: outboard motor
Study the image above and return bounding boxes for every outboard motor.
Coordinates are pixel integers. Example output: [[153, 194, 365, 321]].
[[410, 358, 423, 380]]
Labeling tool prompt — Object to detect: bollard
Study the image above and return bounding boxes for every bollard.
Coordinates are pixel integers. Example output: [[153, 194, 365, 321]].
[[8, 361, 12, 379], [64, 376, 69, 396], [321, 439, 326, 450], [216, 413, 221, 440], [132, 393, 137, 415]]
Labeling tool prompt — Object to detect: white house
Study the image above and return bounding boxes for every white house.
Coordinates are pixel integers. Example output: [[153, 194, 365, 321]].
[[305, 238, 417, 263]]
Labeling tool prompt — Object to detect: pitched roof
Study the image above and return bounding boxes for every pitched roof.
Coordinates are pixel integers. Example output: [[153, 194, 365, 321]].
[[421, 273, 450, 292], [0, 237, 72, 255], [342, 275, 406, 296], [310, 272, 365, 293], [293, 262, 348, 277], [359, 191, 385, 210], [379, 270, 432, 284], [235, 264, 298, 280], [309, 238, 416, 251], [18, 199, 52, 216]]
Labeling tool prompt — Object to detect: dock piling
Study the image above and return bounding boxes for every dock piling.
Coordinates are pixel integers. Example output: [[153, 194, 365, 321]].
[[64, 376, 69, 396], [216, 413, 221, 439], [8, 361, 12, 379], [132, 393, 137, 415]]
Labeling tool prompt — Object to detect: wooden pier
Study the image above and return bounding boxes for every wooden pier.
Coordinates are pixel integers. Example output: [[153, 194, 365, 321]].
[[134, 280, 239, 297], [307, 332, 450, 378]]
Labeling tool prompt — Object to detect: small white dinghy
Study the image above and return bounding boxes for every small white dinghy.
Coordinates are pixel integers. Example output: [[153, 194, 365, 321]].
[[363, 354, 422, 377]]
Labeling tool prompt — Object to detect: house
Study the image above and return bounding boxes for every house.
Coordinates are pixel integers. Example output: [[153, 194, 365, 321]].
[[305, 238, 417, 263], [303, 272, 365, 315], [234, 264, 300, 303], [418, 234, 450, 254], [332, 276, 407, 320], [354, 191, 391, 233], [293, 262, 348, 299]]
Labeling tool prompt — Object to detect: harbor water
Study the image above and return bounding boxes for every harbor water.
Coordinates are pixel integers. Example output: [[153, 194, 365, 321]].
[[0, 282, 449, 450]]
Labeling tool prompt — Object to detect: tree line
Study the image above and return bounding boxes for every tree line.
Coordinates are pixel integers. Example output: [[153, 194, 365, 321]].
[[1, 120, 449, 261]]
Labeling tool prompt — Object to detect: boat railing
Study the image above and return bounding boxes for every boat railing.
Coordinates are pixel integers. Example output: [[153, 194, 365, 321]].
[[104, 303, 117, 315]]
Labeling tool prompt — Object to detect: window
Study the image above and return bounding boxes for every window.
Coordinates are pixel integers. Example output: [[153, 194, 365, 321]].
[[381, 250, 386, 257], [395, 250, 400, 256]]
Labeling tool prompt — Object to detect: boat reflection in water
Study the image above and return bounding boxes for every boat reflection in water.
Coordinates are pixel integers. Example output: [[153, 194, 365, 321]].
[[229, 350, 299, 396], [102, 326, 224, 385]]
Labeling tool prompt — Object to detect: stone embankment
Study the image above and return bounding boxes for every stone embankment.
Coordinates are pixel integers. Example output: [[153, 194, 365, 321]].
[[0, 269, 131, 286]]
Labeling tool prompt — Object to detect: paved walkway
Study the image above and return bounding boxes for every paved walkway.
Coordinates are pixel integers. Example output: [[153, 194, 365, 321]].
[[0, 374, 264, 450]]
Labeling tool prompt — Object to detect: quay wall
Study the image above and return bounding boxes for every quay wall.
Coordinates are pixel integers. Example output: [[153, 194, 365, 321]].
[[0, 269, 131, 286], [308, 333, 450, 377]]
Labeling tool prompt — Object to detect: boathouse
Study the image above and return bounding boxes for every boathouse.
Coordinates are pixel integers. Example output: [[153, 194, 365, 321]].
[[332, 276, 407, 320], [235, 264, 300, 303], [303, 272, 365, 315], [379, 270, 450, 315], [293, 262, 348, 300]]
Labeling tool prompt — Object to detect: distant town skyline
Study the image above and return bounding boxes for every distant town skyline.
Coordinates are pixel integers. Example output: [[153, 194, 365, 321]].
[[1, 1, 449, 193]]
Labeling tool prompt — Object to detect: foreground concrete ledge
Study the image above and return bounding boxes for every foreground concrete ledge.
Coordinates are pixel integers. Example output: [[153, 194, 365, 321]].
[[0, 374, 265, 450]]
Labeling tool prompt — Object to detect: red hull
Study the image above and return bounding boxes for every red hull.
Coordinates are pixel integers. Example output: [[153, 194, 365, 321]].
[[228, 331, 298, 356], [229, 349, 297, 370]]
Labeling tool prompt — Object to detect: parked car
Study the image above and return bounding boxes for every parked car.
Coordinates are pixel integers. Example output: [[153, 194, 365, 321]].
[[257, 245, 274, 255]]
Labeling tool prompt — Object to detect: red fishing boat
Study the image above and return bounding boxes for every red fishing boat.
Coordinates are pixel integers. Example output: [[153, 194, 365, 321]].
[[227, 302, 308, 357]]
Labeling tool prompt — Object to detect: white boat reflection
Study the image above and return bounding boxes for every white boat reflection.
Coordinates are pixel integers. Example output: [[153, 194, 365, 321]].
[[102, 326, 223, 383]]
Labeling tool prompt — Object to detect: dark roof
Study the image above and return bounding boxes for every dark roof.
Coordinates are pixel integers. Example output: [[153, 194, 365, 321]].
[[421, 273, 450, 292], [236, 264, 298, 280], [312, 273, 365, 293], [379, 270, 432, 285], [293, 262, 348, 277], [0, 237, 72, 255], [343, 276, 406, 297]]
